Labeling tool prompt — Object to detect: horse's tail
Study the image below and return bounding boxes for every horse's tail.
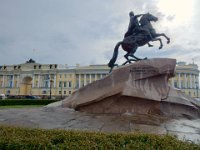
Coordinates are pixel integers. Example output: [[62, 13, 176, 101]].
[[108, 41, 122, 71]]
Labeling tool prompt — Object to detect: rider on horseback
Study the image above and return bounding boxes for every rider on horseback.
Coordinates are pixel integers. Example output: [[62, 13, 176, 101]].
[[108, 12, 170, 72], [124, 11, 154, 42]]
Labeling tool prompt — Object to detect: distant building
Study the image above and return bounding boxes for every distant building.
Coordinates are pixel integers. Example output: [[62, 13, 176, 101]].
[[0, 59, 109, 98], [0, 60, 199, 99], [170, 62, 199, 98]]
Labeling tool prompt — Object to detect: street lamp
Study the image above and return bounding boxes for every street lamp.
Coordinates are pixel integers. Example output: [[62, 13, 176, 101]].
[[49, 79, 53, 99]]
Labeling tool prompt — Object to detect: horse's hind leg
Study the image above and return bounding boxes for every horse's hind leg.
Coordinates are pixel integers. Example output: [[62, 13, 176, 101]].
[[124, 52, 132, 64], [123, 52, 136, 65], [129, 46, 145, 60], [130, 54, 142, 60]]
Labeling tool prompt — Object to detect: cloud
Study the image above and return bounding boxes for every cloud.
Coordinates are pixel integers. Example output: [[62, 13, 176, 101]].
[[0, 0, 199, 68]]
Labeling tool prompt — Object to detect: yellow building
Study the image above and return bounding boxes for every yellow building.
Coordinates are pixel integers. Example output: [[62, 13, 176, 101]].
[[0, 60, 199, 99], [0, 59, 109, 98], [170, 62, 199, 98]]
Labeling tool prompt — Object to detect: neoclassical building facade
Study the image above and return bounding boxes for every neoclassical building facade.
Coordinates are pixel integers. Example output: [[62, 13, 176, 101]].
[[0, 60, 109, 98], [0, 60, 199, 98], [170, 62, 199, 98]]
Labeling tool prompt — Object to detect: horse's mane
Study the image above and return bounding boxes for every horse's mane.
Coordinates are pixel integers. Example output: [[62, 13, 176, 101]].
[[139, 13, 148, 26]]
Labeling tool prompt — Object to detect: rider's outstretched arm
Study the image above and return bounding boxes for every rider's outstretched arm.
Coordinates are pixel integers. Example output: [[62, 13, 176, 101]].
[[135, 14, 144, 18]]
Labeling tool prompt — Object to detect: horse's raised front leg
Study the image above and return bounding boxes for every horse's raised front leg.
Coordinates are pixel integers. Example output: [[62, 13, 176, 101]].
[[155, 33, 170, 44], [151, 38, 163, 49]]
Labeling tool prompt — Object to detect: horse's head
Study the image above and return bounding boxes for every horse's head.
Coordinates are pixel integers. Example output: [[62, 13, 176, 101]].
[[146, 13, 158, 22], [140, 13, 158, 26]]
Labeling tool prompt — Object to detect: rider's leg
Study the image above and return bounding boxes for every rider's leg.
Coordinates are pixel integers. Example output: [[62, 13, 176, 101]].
[[140, 28, 154, 40]]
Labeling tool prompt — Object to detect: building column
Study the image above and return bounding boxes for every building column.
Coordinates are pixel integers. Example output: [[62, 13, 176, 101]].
[[12, 75, 15, 88], [48, 74, 50, 88], [95, 74, 97, 81], [184, 73, 187, 88], [100, 74, 103, 79], [190, 74, 192, 88], [79, 74, 81, 88], [38, 74, 40, 88], [32, 74, 35, 88], [2, 75, 4, 88], [84, 74, 86, 86], [178, 73, 181, 88], [193, 75, 196, 89], [89, 74, 92, 83], [54, 74, 56, 88], [17, 75, 19, 88]]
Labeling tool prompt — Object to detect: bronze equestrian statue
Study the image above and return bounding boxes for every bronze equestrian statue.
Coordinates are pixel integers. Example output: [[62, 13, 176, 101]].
[[108, 12, 170, 72]]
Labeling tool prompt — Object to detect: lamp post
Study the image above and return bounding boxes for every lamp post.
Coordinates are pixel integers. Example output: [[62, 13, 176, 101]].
[[50, 79, 53, 99]]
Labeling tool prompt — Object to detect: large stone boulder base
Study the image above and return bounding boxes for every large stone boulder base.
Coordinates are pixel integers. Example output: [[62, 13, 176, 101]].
[[62, 58, 200, 118]]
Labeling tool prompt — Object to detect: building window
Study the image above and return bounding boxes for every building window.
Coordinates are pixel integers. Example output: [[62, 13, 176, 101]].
[[59, 74, 62, 78], [42, 91, 46, 94], [86, 74, 90, 79], [75, 82, 79, 89], [44, 81, 48, 88], [44, 74, 49, 80], [69, 91, 72, 94], [59, 81, 62, 87], [36, 81, 38, 87], [59, 91, 61, 94], [6, 90, 10, 95], [181, 81, 184, 88], [68, 81, 72, 88], [174, 82, 178, 88], [81, 81, 84, 87], [15, 81, 17, 87], [64, 81, 67, 87], [64, 91, 66, 95], [9, 81, 12, 88]]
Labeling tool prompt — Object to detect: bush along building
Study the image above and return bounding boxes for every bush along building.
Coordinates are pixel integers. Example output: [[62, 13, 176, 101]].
[[0, 60, 199, 99]]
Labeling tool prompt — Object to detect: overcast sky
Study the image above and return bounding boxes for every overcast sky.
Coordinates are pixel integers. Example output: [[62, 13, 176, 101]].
[[0, 0, 200, 67]]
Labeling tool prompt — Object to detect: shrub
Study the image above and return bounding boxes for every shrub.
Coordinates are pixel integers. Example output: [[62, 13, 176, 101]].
[[0, 126, 199, 150]]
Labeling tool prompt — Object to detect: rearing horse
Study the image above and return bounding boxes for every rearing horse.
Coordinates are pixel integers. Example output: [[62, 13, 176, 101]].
[[108, 13, 170, 72]]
